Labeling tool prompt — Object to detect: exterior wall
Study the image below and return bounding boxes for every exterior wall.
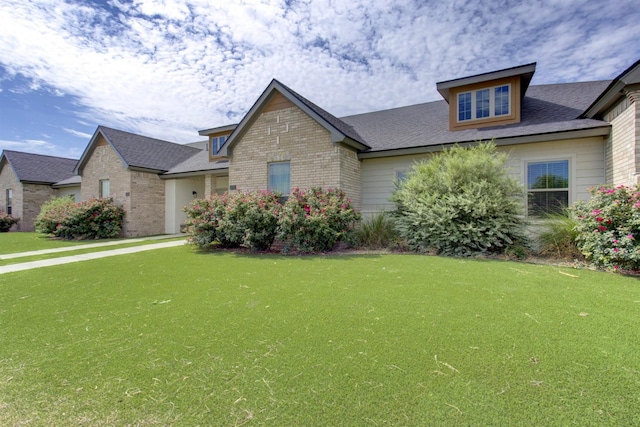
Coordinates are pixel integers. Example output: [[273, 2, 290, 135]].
[[0, 163, 23, 231], [80, 136, 166, 237], [56, 185, 81, 201], [229, 100, 362, 209], [21, 183, 56, 232], [604, 94, 637, 185], [360, 137, 606, 216], [164, 177, 205, 234]]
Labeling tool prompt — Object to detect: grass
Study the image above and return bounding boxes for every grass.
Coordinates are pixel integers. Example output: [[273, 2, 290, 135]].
[[0, 232, 109, 254], [0, 234, 185, 266], [1, 246, 639, 425]]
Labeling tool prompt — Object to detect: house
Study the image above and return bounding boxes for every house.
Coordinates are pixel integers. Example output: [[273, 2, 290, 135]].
[[5, 58, 640, 237], [0, 150, 80, 231]]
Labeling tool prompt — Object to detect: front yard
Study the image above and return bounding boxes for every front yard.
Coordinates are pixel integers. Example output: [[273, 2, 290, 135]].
[[0, 241, 639, 425]]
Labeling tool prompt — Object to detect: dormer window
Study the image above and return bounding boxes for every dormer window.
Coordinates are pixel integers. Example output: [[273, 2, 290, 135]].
[[457, 84, 510, 122], [211, 135, 228, 155]]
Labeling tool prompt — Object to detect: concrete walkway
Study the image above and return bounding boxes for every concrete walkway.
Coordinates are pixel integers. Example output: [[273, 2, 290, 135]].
[[0, 236, 187, 275]]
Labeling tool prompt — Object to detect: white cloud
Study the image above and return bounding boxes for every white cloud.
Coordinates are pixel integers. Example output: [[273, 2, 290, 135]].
[[63, 128, 92, 139], [0, 138, 58, 154], [0, 0, 638, 145]]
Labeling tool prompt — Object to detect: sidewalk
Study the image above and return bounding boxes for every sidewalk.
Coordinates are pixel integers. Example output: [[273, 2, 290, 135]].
[[0, 236, 187, 275]]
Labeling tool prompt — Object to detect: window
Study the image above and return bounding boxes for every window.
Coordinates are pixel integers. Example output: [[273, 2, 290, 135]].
[[99, 179, 110, 198], [527, 160, 569, 216], [268, 162, 290, 195], [211, 135, 227, 155], [6, 189, 12, 215], [457, 84, 510, 122], [395, 169, 409, 184]]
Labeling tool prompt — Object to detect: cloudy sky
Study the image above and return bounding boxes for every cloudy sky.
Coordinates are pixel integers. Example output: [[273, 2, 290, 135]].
[[1, 0, 639, 158]]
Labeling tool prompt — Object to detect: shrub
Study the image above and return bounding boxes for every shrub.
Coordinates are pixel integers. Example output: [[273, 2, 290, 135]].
[[54, 198, 125, 240], [35, 196, 76, 234], [536, 209, 582, 259], [355, 212, 401, 249], [0, 211, 19, 232], [571, 185, 640, 271], [391, 142, 527, 256], [184, 191, 281, 251], [184, 194, 236, 248], [278, 187, 361, 253]]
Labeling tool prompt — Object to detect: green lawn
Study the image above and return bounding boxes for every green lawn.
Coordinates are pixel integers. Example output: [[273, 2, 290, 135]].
[[0, 232, 106, 254], [1, 246, 639, 425]]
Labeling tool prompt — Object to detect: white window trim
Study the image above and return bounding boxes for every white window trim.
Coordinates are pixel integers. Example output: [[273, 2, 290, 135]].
[[521, 155, 576, 218], [457, 83, 511, 123]]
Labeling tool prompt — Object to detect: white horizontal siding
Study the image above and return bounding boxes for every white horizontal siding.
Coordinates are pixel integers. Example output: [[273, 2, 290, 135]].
[[361, 137, 606, 215]]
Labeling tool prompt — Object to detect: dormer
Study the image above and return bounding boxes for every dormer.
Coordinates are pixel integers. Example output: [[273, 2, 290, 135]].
[[436, 63, 536, 131], [198, 124, 237, 161]]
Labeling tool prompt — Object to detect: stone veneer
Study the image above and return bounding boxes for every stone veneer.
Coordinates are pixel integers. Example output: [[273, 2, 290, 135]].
[[605, 89, 640, 185], [0, 163, 23, 231], [80, 135, 165, 237], [228, 100, 362, 209]]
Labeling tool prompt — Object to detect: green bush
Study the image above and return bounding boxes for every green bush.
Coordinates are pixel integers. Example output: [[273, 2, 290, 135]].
[[278, 187, 361, 253], [391, 142, 527, 256], [184, 191, 281, 251], [355, 212, 401, 249], [54, 198, 125, 240], [0, 211, 19, 232], [536, 209, 582, 259], [571, 185, 640, 271], [35, 196, 76, 234]]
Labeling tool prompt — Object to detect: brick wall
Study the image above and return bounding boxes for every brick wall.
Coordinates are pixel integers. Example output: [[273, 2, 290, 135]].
[[0, 163, 22, 231], [605, 91, 638, 185], [21, 183, 56, 232], [229, 101, 362, 209], [80, 136, 165, 237]]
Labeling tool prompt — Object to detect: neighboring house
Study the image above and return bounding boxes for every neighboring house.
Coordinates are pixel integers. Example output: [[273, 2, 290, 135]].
[[8, 58, 640, 237], [74, 126, 204, 237], [0, 150, 79, 231]]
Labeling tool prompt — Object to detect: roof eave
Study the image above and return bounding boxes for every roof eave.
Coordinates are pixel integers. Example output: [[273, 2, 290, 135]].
[[436, 63, 537, 103], [74, 126, 130, 175], [198, 124, 238, 136], [581, 59, 640, 119], [160, 167, 229, 179], [358, 126, 611, 159]]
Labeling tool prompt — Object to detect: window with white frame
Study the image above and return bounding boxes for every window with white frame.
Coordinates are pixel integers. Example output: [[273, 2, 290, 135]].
[[457, 84, 510, 122], [6, 189, 12, 215], [211, 135, 228, 155], [527, 160, 569, 216], [99, 179, 110, 198], [268, 162, 290, 195]]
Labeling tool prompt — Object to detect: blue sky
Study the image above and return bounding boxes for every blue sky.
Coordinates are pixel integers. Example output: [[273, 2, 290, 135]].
[[0, 0, 639, 159]]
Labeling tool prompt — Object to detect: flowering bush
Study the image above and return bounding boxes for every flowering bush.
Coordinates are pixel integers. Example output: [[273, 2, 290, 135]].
[[35, 196, 76, 234], [571, 185, 640, 271], [0, 211, 19, 232], [278, 187, 361, 253], [53, 198, 125, 240], [184, 191, 281, 251]]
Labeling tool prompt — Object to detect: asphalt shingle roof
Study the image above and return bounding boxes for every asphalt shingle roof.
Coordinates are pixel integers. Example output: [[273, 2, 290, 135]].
[[98, 126, 201, 172], [164, 149, 229, 175], [341, 80, 612, 152], [1, 150, 78, 184]]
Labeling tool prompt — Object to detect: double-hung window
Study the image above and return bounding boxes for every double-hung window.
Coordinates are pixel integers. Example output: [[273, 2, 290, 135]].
[[6, 189, 12, 215], [269, 162, 290, 195], [99, 179, 110, 198], [527, 160, 569, 216], [457, 84, 510, 122]]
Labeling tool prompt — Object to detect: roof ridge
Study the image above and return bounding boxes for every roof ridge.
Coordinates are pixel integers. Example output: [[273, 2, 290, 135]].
[[2, 149, 79, 161]]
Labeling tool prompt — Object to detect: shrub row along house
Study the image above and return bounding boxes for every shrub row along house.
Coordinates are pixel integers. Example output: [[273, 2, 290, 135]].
[[1, 60, 639, 236]]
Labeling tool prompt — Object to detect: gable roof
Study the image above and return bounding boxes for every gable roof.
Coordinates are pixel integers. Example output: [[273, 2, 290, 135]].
[[0, 150, 78, 184], [581, 58, 640, 119], [75, 126, 201, 174], [342, 80, 612, 157], [218, 79, 370, 157], [436, 62, 537, 103]]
